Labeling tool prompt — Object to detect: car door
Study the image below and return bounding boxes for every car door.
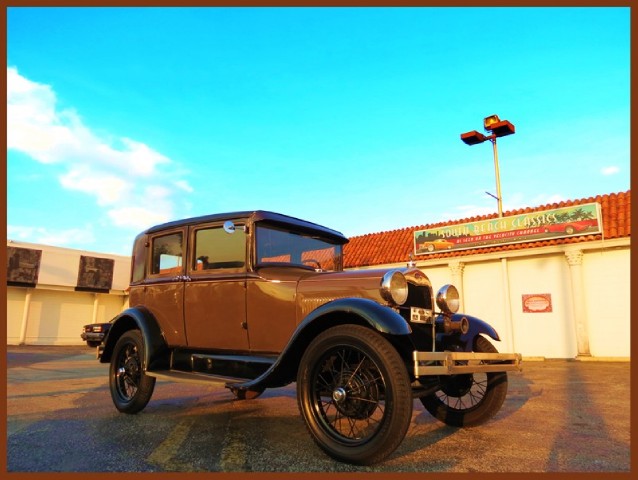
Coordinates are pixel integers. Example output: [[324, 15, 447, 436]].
[[183, 222, 249, 352], [144, 228, 188, 346]]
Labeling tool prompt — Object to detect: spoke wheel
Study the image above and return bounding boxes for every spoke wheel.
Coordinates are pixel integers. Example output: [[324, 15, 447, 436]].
[[297, 325, 412, 465], [420, 335, 508, 427], [109, 330, 155, 414]]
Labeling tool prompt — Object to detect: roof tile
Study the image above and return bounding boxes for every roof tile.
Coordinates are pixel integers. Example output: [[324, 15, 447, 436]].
[[344, 190, 630, 268]]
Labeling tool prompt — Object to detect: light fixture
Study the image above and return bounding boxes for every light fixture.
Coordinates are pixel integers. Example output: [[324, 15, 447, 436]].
[[460, 130, 487, 146], [483, 114, 501, 130], [460, 114, 516, 217]]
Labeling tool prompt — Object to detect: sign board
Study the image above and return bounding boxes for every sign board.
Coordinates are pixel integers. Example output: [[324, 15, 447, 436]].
[[6, 246, 42, 287], [522, 293, 553, 313], [76, 255, 115, 292], [414, 202, 602, 255]]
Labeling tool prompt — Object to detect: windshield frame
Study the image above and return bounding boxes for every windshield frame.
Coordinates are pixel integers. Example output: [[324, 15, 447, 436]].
[[254, 223, 344, 272]]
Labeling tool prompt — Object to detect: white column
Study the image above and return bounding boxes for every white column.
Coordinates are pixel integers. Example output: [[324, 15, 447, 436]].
[[92, 293, 100, 324], [448, 261, 465, 312], [501, 258, 515, 352], [18, 289, 33, 345], [565, 249, 591, 357]]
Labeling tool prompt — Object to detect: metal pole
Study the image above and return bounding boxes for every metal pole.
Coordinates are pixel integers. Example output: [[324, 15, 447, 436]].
[[491, 137, 503, 217], [491, 136, 515, 350]]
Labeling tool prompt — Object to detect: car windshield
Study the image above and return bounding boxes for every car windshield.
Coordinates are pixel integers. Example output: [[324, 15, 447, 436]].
[[255, 224, 343, 271]]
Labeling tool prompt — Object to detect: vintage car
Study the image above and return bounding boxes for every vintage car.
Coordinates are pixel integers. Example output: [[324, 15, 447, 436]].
[[81, 321, 112, 348], [98, 211, 521, 465], [543, 219, 598, 235], [416, 238, 456, 252]]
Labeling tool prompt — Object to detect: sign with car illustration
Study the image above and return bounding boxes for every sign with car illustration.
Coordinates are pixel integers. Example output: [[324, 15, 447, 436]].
[[414, 202, 602, 255]]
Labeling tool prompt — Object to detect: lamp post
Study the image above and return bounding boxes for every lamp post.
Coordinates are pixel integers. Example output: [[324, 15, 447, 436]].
[[460, 114, 515, 217]]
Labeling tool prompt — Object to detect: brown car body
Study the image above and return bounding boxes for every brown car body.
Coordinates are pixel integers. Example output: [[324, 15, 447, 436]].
[[98, 211, 521, 465]]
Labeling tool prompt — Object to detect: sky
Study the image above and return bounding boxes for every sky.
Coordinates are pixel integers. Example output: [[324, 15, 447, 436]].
[[7, 7, 630, 255]]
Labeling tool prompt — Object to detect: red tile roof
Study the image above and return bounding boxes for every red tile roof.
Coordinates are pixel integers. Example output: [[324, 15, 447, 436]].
[[344, 190, 631, 268]]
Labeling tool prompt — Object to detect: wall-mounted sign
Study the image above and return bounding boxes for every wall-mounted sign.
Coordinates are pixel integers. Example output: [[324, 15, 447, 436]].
[[77, 255, 115, 292], [522, 293, 553, 313], [6, 246, 42, 287], [414, 202, 602, 255]]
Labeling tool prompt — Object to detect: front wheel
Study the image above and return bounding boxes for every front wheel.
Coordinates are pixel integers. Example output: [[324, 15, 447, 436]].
[[420, 335, 508, 427], [297, 325, 413, 465], [109, 330, 156, 414]]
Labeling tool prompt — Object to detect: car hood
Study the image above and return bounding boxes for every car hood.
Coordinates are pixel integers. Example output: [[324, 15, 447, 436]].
[[296, 267, 432, 315]]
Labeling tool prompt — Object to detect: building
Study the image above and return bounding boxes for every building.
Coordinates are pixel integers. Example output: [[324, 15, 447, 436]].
[[6, 242, 130, 345], [344, 190, 631, 359], [6, 190, 630, 359]]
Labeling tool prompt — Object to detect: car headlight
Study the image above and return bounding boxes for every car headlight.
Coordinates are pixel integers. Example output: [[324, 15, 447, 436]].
[[436, 284, 460, 314], [380, 270, 409, 305]]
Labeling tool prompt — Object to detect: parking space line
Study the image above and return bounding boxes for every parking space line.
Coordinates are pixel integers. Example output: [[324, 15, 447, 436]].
[[220, 418, 247, 471], [147, 418, 196, 471]]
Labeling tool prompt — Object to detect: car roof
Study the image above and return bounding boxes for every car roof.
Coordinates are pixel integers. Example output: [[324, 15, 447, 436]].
[[144, 210, 349, 244]]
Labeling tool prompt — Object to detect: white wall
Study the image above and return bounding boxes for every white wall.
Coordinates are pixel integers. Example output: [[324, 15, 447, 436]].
[[582, 248, 631, 357], [365, 238, 630, 359], [506, 255, 577, 358], [7, 287, 127, 345]]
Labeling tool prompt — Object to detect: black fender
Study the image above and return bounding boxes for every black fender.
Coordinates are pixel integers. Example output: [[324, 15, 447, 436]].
[[301, 297, 412, 335], [437, 313, 501, 352], [230, 297, 412, 391], [99, 307, 169, 371]]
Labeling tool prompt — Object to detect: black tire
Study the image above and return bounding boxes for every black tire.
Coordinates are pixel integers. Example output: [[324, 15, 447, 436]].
[[297, 325, 413, 465], [420, 335, 508, 427], [87, 341, 101, 348], [109, 330, 156, 414]]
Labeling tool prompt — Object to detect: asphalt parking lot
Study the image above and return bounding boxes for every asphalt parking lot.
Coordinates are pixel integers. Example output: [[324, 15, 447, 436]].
[[5, 345, 631, 474]]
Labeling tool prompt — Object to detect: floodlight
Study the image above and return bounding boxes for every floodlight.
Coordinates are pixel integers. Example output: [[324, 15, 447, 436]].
[[483, 114, 501, 130], [460, 130, 487, 145]]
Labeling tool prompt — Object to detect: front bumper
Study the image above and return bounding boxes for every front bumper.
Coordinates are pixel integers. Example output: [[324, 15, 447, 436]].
[[81, 332, 105, 342], [413, 351, 522, 376]]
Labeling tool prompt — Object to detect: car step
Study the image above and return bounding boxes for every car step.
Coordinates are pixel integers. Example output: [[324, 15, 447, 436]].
[[146, 369, 249, 387]]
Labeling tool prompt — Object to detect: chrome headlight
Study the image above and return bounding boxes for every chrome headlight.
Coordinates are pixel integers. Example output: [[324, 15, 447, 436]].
[[436, 284, 460, 314], [380, 270, 409, 305]]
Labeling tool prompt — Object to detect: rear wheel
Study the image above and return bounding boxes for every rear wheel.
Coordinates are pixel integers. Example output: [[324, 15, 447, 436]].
[[420, 335, 508, 427], [297, 325, 413, 465], [109, 330, 156, 414]]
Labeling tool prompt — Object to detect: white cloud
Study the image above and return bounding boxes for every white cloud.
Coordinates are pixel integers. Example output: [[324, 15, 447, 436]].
[[175, 180, 194, 193], [8, 225, 96, 247], [7, 66, 193, 236], [119, 138, 171, 176], [59, 167, 131, 206], [601, 166, 620, 176], [107, 207, 171, 230]]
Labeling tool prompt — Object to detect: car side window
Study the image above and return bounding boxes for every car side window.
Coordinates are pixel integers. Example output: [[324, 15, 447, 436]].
[[193, 226, 246, 272], [150, 232, 183, 275]]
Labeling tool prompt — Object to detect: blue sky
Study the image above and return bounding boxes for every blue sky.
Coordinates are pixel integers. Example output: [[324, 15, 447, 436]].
[[7, 7, 630, 255]]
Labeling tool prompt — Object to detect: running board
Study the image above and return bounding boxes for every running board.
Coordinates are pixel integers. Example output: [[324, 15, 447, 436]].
[[146, 370, 249, 387], [413, 351, 523, 376]]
